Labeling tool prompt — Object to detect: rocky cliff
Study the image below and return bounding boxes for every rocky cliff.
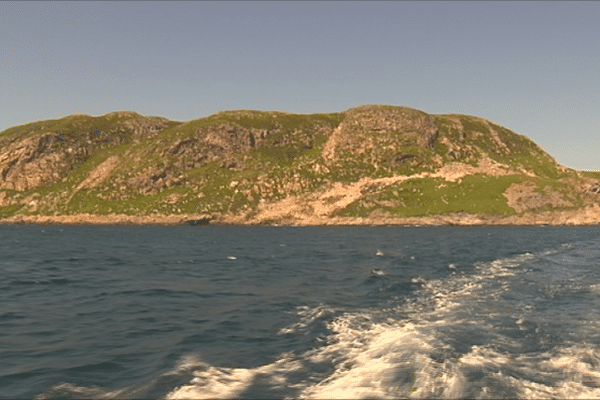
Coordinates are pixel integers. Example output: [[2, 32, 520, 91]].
[[1, 105, 600, 225]]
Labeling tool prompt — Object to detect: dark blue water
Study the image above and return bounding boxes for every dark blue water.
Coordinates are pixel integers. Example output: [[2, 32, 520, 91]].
[[2, 225, 600, 399]]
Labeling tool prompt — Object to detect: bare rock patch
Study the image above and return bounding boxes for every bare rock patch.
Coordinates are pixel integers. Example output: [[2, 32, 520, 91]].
[[504, 181, 573, 213]]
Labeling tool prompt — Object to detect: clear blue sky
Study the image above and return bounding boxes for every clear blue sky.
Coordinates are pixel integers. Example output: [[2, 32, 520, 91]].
[[1, 1, 599, 170]]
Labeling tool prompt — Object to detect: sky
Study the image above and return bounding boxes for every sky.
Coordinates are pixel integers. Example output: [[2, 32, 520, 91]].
[[1, 1, 599, 170]]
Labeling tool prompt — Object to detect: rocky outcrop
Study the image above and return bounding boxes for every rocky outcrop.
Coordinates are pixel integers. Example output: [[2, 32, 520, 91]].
[[122, 118, 170, 139], [0, 133, 73, 190], [125, 164, 185, 195], [328, 106, 439, 162], [345, 106, 439, 146], [162, 124, 264, 168], [0, 113, 167, 191], [583, 183, 600, 195], [503, 181, 574, 213], [0, 115, 172, 191], [4, 206, 600, 226]]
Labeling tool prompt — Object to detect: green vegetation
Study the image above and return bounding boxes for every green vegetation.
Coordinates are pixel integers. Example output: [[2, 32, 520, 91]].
[[341, 175, 523, 218], [0, 105, 597, 222]]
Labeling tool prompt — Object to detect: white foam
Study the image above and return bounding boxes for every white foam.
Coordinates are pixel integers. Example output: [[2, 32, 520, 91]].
[[290, 249, 593, 398], [167, 365, 256, 399], [130, 248, 600, 398], [298, 318, 460, 399], [277, 304, 336, 335], [457, 345, 600, 399], [35, 382, 135, 400], [166, 354, 306, 399]]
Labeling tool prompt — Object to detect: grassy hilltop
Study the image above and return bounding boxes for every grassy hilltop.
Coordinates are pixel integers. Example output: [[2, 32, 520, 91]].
[[1, 105, 600, 225]]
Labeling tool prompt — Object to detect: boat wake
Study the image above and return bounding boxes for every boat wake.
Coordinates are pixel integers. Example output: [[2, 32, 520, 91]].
[[163, 242, 600, 399], [37, 239, 600, 399]]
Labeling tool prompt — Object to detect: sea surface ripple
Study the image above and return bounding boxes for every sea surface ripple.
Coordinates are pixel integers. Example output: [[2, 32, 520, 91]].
[[1, 225, 600, 398]]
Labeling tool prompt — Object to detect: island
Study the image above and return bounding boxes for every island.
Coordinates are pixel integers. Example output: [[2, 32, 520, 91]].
[[1, 105, 600, 226]]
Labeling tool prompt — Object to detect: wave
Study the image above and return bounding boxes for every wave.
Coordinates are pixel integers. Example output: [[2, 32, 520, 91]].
[[164, 242, 600, 399], [34, 237, 600, 399]]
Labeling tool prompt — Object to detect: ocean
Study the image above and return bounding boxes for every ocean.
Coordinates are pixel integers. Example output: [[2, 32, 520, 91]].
[[2, 225, 600, 399]]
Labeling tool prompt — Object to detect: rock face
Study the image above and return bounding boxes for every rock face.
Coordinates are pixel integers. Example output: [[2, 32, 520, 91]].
[[503, 181, 574, 213], [0, 133, 67, 190], [163, 124, 265, 168], [0, 105, 599, 225], [323, 106, 439, 166], [0, 114, 170, 191], [342, 106, 439, 149]]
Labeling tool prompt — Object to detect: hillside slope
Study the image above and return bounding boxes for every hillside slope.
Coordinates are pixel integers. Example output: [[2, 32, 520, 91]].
[[2, 105, 600, 225]]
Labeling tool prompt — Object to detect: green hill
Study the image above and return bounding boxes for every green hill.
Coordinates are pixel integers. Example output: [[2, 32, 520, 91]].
[[1, 105, 600, 225]]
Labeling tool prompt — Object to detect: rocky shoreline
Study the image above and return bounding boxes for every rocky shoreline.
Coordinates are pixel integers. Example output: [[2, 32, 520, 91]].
[[3, 206, 600, 226]]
